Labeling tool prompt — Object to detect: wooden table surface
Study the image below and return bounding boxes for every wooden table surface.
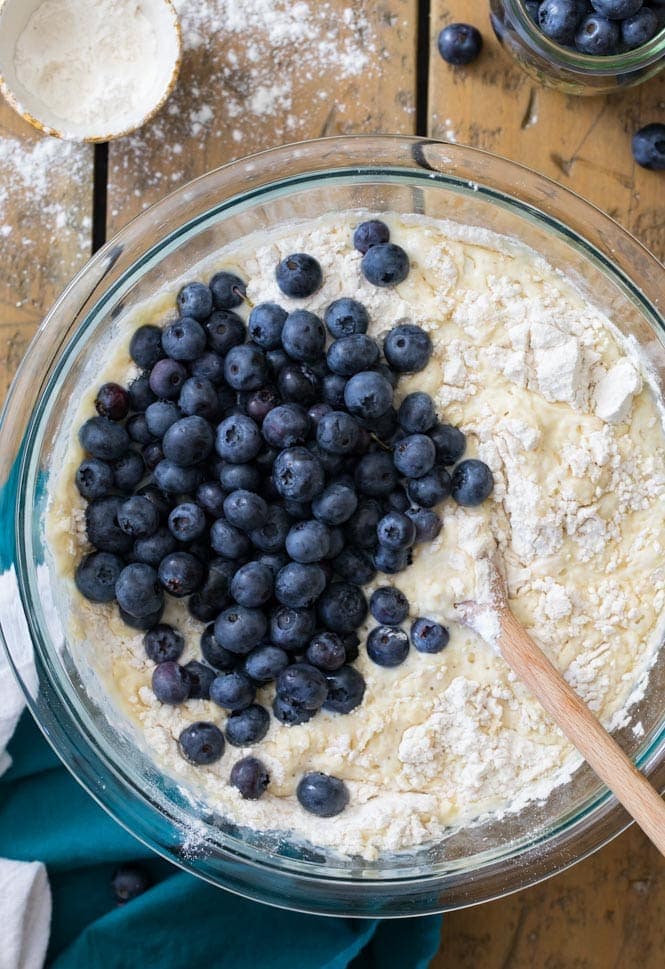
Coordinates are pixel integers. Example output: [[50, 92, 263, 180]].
[[1, 0, 663, 964]]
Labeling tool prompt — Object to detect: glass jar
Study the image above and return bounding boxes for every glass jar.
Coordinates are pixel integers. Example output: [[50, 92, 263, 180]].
[[490, 0, 665, 94]]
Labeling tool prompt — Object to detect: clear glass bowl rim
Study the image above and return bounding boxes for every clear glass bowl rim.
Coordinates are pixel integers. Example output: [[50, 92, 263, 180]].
[[2, 134, 665, 917]]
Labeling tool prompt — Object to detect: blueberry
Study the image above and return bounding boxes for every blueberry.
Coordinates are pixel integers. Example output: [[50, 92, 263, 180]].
[[361, 243, 410, 288], [223, 489, 268, 532], [258, 552, 290, 577], [219, 462, 261, 493], [138, 482, 176, 517], [216, 414, 262, 464], [411, 617, 450, 654], [145, 401, 181, 439], [383, 324, 432, 373], [200, 624, 237, 671], [262, 404, 310, 448], [86, 496, 133, 555], [343, 371, 393, 421], [393, 434, 436, 478], [133, 527, 178, 567], [230, 756, 270, 798], [590, 0, 642, 16], [111, 451, 145, 492], [450, 459, 494, 506], [345, 498, 382, 547], [312, 481, 358, 526], [398, 392, 436, 434], [118, 496, 160, 537], [317, 581, 367, 633], [160, 416, 214, 469], [406, 507, 442, 543], [128, 372, 157, 412], [116, 564, 164, 620], [142, 442, 163, 474], [374, 545, 410, 574], [386, 486, 410, 513], [190, 350, 227, 385], [296, 772, 349, 817], [230, 561, 273, 608], [177, 282, 213, 321], [275, 252, 323, 298], [353, 219, 390, 254], [270, 606, 316, 651], [332, 546, 376, 584], [276, 663, 327, 710], [538, 0, 585, 44], [162, 317, 207, 362], [306, 631, 346, 671], [111, 864, 151, 903], [119, 604, 164, 631], [76, 458, 113, 499], [305, 442, 346, 478], [179, 377, 220, 421], [75, 551, 124, 603], [130, 325, 165, 369], [277, 362, 321, 403], [273, 446, 325, 501], [407, 467, 452, 508], [148, 358, 188, 399], [272, 695, 314, 725], [209, 271, 246, 310], [214, 606, 267, 655], [126, 413, 155, 445], [209, 518, 252, 560], [285, 520, 331, 563], [281, 309, 326, 362], [283, 498, 312, 522], [95, 382, 130, 421], [205, 309, 245, 355], [223, 345, 267, 392], [325, 527, 345, 561], [326, 334, 380, 376], [429, 423, 466, 465], [166, 502, 205, 542], [322, 373, 348, 409], [210, 671, 256, 710], [437, 22, 483, 64], [244, 645, 290, 683], [632, 123, 665, 170], [179, 721, 225, 764], [194, 480, 225, 518], [367, 625, 410, 667], [323, 298, 369, 339], [153, 460, 202, 494], [158, 552, 205, 596], [575, 14, 619, 53], [315, 411, 359, 455], [246, 387, 280, 422], [370, 586, 409, 625], [323, 665, 366, 714], [275, 563, 327, 609], [248, 302, 287, 349], [622, 7, 659, 47], [144, 623, 184, 663], [79, 416, 130, 461], [224, 703, 270, 747], [354, 452, 398, 497], [377, 510, 416, 550], [249, 504, 290, 552], [364, 406, 400, 442], [266, 347, 289, 376], [183, 660, 216, 700]]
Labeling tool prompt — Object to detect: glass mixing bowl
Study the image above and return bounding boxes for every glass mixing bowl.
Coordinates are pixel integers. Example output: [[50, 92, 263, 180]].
[[1, 136, 664, 917]]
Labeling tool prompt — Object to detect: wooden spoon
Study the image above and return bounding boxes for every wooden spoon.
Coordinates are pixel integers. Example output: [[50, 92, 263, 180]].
[[456, 555, 665, 857]]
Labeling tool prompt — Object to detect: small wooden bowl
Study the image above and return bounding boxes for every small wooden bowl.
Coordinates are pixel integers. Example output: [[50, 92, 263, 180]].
[[0, 0, 182, 142]]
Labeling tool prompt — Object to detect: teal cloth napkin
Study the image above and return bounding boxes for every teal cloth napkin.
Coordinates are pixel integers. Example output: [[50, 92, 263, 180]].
[[0, 712, 443, 968]]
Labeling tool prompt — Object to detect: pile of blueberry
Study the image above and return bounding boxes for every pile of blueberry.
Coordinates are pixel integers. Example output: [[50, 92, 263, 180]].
[[529, 0, 663, 56], [73, 220, 493, 817]]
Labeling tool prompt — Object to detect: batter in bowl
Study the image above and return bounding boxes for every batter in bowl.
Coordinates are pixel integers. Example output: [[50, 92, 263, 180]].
[[46, 212, 665, 860]]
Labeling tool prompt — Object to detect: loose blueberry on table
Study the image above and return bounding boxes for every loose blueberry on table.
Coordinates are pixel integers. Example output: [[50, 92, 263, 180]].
[[73, 219, 494, 816]]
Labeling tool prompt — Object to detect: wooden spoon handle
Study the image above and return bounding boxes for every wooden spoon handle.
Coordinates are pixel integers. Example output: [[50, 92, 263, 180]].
[[499, 607, 665, 856]]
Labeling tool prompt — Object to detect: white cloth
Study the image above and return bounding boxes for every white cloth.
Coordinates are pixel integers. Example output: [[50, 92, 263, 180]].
[[0, 861, 51, 969], [0, 579, 52, 969]]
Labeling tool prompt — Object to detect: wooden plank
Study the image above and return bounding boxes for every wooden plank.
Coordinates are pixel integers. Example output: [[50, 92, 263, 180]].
[[428, 0, 665, 260], [106, 0, 418, 234], [0, 104, 94, 402], [429, 2, 664, 963]]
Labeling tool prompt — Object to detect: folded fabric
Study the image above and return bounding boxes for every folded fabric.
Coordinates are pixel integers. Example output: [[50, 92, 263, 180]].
[[0, 859, 51, 969], [1, 714, 443, 968]]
